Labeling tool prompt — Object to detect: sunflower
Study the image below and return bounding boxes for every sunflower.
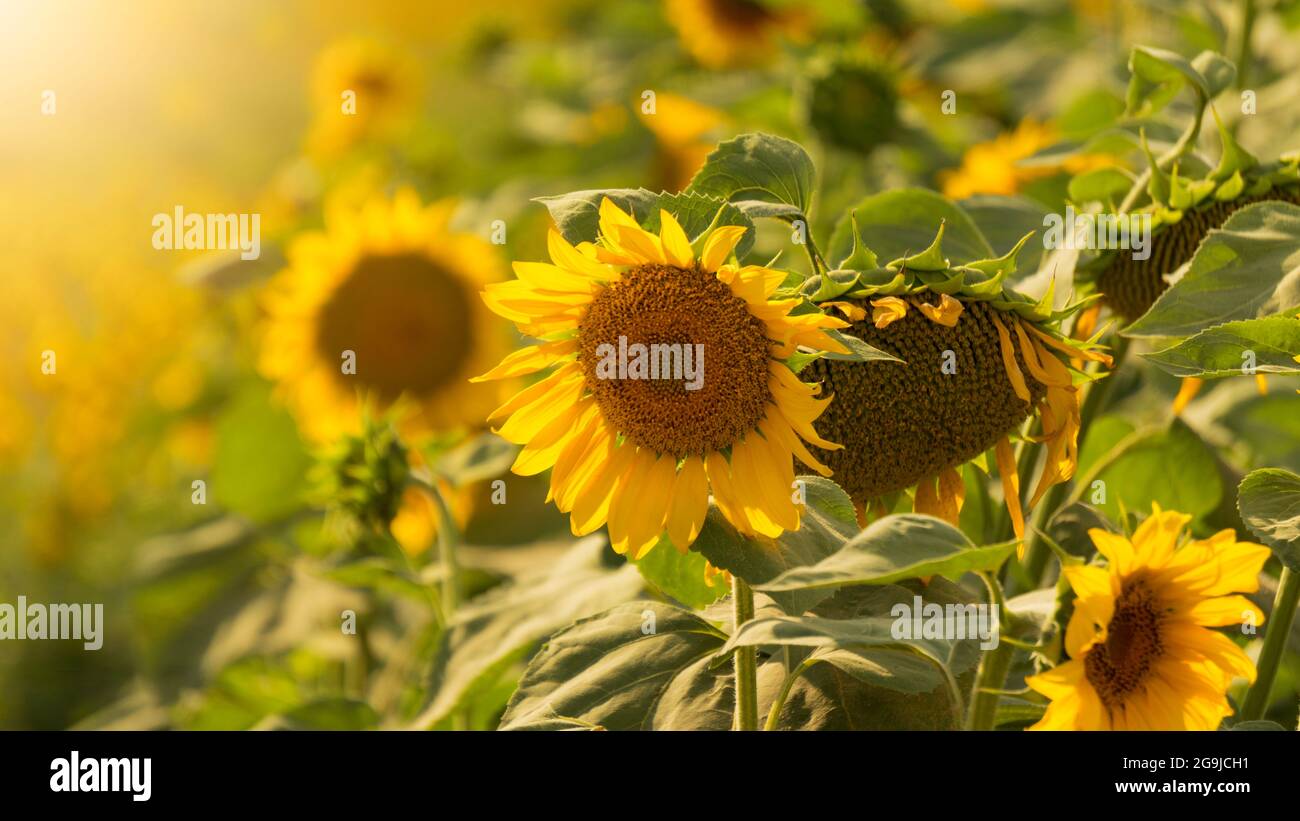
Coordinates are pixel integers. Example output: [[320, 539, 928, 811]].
[[1026, 506, 1270, 730], [306, 37, 420, 158], [640, 92, 726, 192], [939, 119, 1112, 200], [803, 221, 1111, 545], [1085, 153, 1300, 411], [665, 0, 807, 70], [473, 199, 850, 559], [260, 189, 513, 442]]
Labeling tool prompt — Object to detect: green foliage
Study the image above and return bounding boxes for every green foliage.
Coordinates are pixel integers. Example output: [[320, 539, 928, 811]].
[[211, 385, 311, 523], [1144, 316, 1300, 378], [1127, 203, 1300, 338], [1238, 469, 1300, 572]]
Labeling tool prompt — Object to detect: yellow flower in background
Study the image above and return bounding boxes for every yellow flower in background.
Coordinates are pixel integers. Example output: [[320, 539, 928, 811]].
[[939, 119, 1112, 199], [307, 37, 421, 158], [665, 0, 807, 69], [389, 482, 473, 557], [474, 200, 850, 559], [639, 92, 726, 192], [1027, 506, 1270, 730], [260, 189, 513, 442]]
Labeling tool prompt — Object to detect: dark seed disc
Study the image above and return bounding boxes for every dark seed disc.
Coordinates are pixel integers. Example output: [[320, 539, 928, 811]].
[[803, 295, 1046, 503], [1099, 185, 1300, 322]]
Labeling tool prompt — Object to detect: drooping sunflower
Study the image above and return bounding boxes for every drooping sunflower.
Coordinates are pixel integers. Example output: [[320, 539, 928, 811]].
[[1090, 154, 1300, 325], [473, 199, 851, 559], [260, 189, 513, 443], [1083, 150, 1299, 411], [1026, 505, 1270, 730], [664, 0, 808, 70], [801, 219, 1112, 543]]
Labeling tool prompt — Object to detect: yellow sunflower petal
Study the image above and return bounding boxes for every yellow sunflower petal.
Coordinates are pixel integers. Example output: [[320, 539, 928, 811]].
[[666, 456, 709, 552], [700, 225, 748, 272], [658, 209, 695, 267], [870, 296, 907, 329], [917, 293, 964, 327], [470, 338, 576, 382]]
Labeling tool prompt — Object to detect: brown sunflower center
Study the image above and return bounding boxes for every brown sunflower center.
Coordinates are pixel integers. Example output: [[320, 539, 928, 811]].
[[315, 252, 473, 402], [802, 296, 1046, 502], [577, 263, 772, 458], [1084, 577, 1166, 713], [710, 0, 775, 28], [1099, 185, 1300, 321]]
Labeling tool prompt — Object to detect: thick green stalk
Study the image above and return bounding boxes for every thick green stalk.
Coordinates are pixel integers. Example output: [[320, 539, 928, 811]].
[[967, 572, 1012, 729], [732, 576, 759, 731], [1240, 567, 1300, 721], [1235, 0, 1257, 90]]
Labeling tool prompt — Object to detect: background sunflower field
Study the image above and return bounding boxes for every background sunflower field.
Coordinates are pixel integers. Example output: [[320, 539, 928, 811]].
[[2, 0, 1300, 733]]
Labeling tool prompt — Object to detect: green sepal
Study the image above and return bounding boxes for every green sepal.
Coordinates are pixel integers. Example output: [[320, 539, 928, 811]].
[[1210, 106, 1258, 182], [836, 211, 879, 271], [886, 220, 949, 272]]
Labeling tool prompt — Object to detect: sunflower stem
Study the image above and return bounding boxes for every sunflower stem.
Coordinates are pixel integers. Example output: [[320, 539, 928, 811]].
[[967, 572, 1013, 730], [764, 655, 818, 730], [732, 575, 759, 731], [413, 473, 461, 623], [1240, 566, 1300, 721], [1234, 0, 1257, 91]]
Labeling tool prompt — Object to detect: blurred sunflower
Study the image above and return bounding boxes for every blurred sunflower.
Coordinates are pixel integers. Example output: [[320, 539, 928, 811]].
[[260, 189, 513, 442], [306, 37, 421, 158], [474, 199, 850, 559], [1026, 506, 1269, 730], [665, 0, 807, 69], [639, 92, 726, 192], [804, 222, 1111, 543], [939, 119, 1110, 199]]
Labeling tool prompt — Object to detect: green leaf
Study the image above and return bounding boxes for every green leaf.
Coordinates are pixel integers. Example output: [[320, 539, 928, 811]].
[[691, 475, 858, 614], [317, 557, 432, 604], [1143, 316, 1300, 378], [828, 189, 993, 269], [1227, 719, 1288, 731], [686, 132, 817, 216], [1126, 46, 1222, 116], [633, 538, 727, 609], [211, 384, 311, 523], [1127, 202, 1300, 338], [415, 536, 643, 728], [534, 187, 660, 244], [1237, 468, 1300, 572], [757, 514, 1015, 592], [1086, 418, 1223, 523], [498, 601, 728, 730], [647, 191, 757, 259], [720, 613, 967, 697], [819, 328, 903, 363], [1068, 167, 1135, 205], [534, 188, 756, 260], [433, 432, 516, 487], [959, 195, 1050, 279], [261, 698, 380, 730]]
